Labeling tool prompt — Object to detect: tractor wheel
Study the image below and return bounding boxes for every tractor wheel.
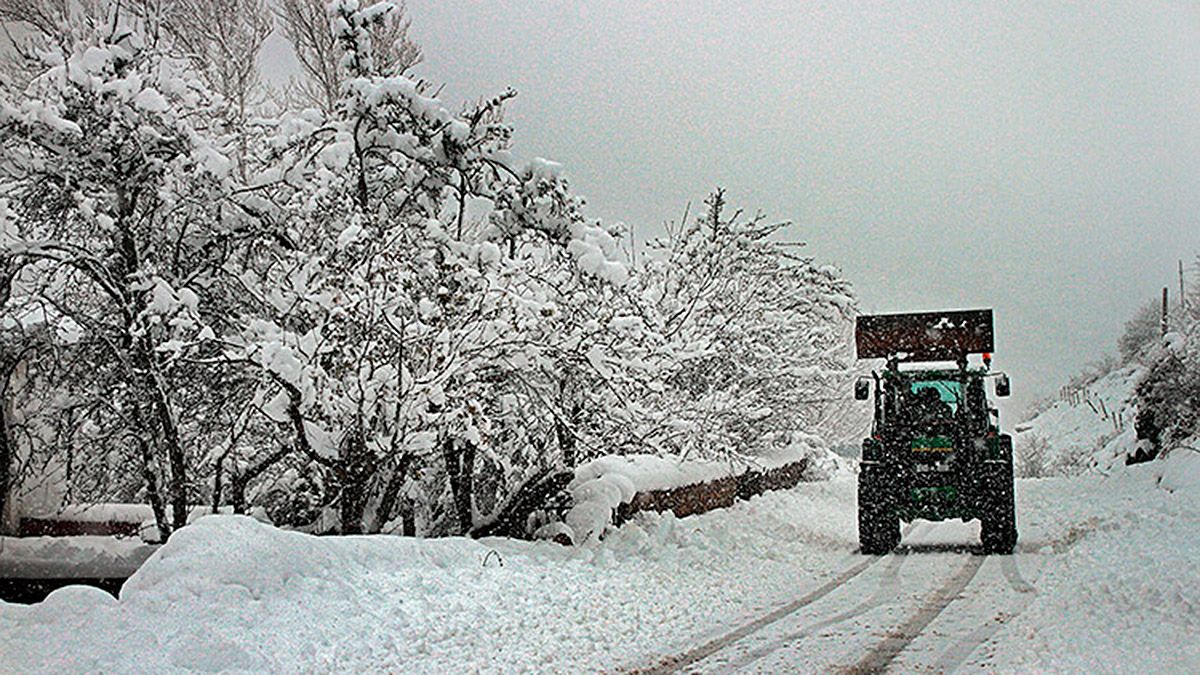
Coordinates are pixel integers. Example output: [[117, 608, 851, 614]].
[[981, 472, 1017, 554], [858, 477, 899, 555]]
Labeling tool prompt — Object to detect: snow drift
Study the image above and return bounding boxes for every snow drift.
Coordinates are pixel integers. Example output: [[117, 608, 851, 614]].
[[0, 484, 861, 673]]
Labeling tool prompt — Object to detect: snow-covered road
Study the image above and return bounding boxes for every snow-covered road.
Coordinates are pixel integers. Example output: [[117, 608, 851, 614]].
[[640, 457, 1200, 674], [2, 457, 1198, 673], [643, 522, 1036, 673]]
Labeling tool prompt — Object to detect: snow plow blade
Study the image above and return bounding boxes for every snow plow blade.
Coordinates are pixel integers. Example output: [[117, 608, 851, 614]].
[[856, 309, 994, 361]]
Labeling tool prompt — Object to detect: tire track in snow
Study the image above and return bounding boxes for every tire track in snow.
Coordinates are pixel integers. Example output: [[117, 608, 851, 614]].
[[842, 553, 985, 674], [633, 525, 920, 675], [927, 518, 1113, 673], [928, 555, 1039, 673], [904, 512, 1120, 673], [1000, 555, 1037, 595], [634, 556, 885, 675], [707, 552, 912, 673]]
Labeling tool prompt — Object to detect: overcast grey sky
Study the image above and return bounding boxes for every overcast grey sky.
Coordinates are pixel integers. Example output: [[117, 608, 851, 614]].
[[269, 0, 1200, 410]]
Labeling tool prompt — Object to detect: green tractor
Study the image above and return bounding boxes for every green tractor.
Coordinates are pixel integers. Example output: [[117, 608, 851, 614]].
[[854, 309, 1017, 555]]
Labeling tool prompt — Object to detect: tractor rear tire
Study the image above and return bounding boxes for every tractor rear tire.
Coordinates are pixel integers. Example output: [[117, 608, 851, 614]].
[[858, 476, 899, 555], [981, 467, 1017, 554]]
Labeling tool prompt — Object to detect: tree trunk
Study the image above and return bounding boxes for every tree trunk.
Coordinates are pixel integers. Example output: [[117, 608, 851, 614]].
[[401, 498, 416, 536], [556, 377, 582, 467], [111, 186, 190, 535], [340, 473, 367, 535], [212, 452, 229, 514], [375, 454, 412, 532], [167, 435, 188, 531], [338, 431, 372, 535], [443, 436, 476, 534], [137, 436, 169, 540], [0, 266, 22, 535], [230, 475, 248, 514], [0, 391, 14, 535], [229, 445, 292, 516], [135, 344, 188, 533]]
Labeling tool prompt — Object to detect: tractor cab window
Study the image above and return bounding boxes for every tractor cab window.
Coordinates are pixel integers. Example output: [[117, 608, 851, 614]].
[[907, 380, 962, 421]]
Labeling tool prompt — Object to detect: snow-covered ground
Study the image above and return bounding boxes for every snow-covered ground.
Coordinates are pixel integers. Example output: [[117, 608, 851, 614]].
[[1015, 365, 1141, 473], [2, 459, 1197, 673]]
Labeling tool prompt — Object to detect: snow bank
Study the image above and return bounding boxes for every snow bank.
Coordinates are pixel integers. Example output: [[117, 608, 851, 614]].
[[985, 466, 1200, 672], [1154, 442, 1200, 494], [4, 468, 1200, 672], [0, 491, 860, 673]]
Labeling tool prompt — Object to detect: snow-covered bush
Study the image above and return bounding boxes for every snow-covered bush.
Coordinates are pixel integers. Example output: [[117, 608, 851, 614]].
[[1135, 331, 1200, 457], [1015, 433, 1094, 478], [1132, 260, 1200, 461], [1118, 301, 1165, 364], [1016, 434, 1051, 478]]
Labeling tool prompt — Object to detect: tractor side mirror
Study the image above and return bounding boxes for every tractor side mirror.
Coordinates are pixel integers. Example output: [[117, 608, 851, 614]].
[[854, 378, 871, 401], [995, 374, 1011, 398]]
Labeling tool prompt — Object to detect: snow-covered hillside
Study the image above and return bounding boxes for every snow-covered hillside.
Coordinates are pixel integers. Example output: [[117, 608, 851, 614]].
[[1014, 365, 1141, 475]]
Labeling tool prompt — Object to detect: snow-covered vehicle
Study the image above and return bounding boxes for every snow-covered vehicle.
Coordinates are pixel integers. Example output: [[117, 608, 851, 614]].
[[853, 309, 1017, 554]]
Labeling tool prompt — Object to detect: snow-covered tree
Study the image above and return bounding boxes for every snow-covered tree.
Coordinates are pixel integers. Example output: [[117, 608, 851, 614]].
[[220, 1, 626, 534], [622, 189, 856, 459], [0, 1, 861, 542], [0, 5, 263, 536], [275, 0, 422, 115]]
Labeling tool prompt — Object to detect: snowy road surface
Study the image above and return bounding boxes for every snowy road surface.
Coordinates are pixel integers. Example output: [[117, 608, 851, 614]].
[[2, 457, 1198, 673], [643, 523, 1029, 673], [640, 457, 1200, 674]]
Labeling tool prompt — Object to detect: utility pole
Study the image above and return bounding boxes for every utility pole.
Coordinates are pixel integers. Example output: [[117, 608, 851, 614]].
[[1162, 287, 1169, 336], [1181, 259, 1187, 313]]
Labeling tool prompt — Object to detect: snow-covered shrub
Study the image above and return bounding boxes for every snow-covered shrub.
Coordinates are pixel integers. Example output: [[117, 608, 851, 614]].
[[1119, 301, 1165, 364], [1135, 331, 1200, 457], [1015, 434, 1090, 478], [1132, 260, 1200, 460], [254, 463, 326, 529], [1016, 434, 1051, 478], [1051, 444, 1094, 477]]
